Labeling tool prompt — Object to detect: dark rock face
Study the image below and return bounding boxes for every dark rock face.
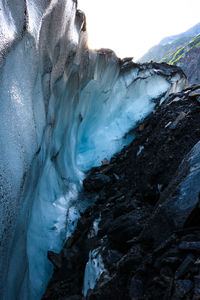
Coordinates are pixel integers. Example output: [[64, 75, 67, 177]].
[[175, 46, 200, 85], [43, 84, 200, 299], [83, 174, 111, 192]]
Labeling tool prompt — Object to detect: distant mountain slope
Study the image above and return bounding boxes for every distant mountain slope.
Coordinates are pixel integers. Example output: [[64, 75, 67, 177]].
[[139, 23, 200, 84], [159, 34, 200, 64], [160, 23, 200, 45]]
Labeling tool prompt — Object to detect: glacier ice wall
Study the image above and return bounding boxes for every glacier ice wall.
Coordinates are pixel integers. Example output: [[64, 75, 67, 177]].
[[0, 0, 187, 299]]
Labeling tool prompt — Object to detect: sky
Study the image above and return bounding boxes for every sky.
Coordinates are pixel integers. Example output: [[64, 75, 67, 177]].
[[78, 0, 200, 60]]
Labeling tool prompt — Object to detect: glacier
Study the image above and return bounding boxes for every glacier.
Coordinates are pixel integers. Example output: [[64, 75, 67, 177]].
[[0, 0, 187, 299]]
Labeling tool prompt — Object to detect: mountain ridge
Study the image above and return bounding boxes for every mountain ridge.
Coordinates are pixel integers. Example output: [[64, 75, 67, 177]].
[[139, 23, 200, 84], [159, 22, 200, 45]]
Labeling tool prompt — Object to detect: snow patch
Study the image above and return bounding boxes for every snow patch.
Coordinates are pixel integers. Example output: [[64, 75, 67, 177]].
[[83, 248, 106, 297], [137, 145, 144, 156], [88, 214, 101, 238]]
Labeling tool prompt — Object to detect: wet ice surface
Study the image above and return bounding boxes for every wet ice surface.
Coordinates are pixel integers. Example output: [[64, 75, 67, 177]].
[[83, 248, 106, 297], [0, 1, 187, 299]]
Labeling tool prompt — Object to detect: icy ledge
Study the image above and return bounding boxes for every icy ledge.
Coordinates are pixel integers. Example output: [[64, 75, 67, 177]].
[[0, 0, 187, 299]]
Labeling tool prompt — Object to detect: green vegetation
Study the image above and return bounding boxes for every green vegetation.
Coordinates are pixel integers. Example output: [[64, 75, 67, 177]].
[[159, 34, 200, 65]]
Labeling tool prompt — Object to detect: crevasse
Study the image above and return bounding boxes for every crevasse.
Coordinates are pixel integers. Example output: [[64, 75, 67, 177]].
[[0, 0, 187, 299]]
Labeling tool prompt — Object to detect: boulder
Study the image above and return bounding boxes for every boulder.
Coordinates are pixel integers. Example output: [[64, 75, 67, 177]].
[[140, 141, 200, 246], [83, 174, 111, 192]]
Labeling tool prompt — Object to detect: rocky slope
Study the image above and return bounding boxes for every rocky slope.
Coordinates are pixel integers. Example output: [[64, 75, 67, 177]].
[[139, 23, 200, 84], [43, 84, 200, 299]]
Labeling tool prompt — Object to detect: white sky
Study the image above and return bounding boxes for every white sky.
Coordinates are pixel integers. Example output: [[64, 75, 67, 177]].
[[78, 0, 200, 60]]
